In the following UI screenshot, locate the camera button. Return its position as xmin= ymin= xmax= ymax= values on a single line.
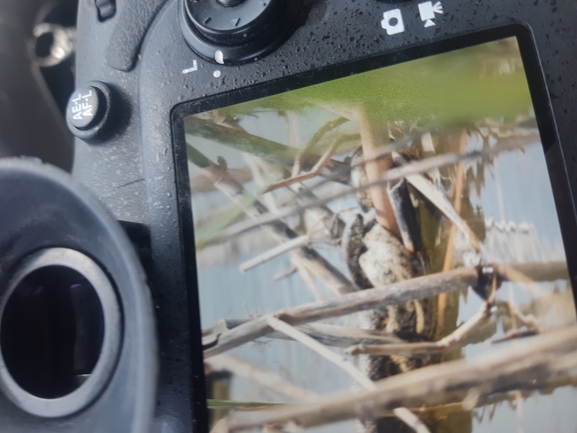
xmin=66 ymin=82 xmax=114 ymax=142
xmin=95 ymin=0 xmax=116 ymax=21
xmin=66 ymin=86 xmax=103 ymax=130
xmin=181 ymin=0 xmax=304 ymax=64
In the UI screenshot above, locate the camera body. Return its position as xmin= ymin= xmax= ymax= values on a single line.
xmin=3 ymin=1 xmax=577 ymax=432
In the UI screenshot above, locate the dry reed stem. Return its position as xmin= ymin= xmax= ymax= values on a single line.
xmin=239 ymin=235 xmax=310 ymax=273
xmin=204 ymin=262 xmax=565 ymax=357
xmin=438 ymin=129 xmax=470 ymax=329
xmin=195 ymin=157 xmax=355 ymax=295
xmin=206 ymin=354 xmax=319 ymax=401
xmin=206 ymin=133 xmax=539 ymax=244
xmin=495 ymin=300 xmax=540 ymax=330
xmin=357 ymin=107 xmax=400 ymax=237
xmin=347 ymin=301 xmax=492 ymax=356
xmin=216 ymin=326 xmax=577 ymax=432
xmin=393 ymin=408 xmax=431 ymax=433
xmin=273 ymin=266 xmax=298 ymax=281
xmin=205 ymin=267 xmax=480 ymax=358
xmin=203 ymin=321 xmax=405 ymax=349
xmin=266 ymin=316 xmax=376 ymax=391
xmin=264 ymin=140 xmax=340 ymax=193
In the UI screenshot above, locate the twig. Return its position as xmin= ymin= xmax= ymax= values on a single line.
xmin=273 ymin=266 xmax=298 ymax=281
xmin=290 ymin=253 xmax=323 ymax=301
xmin=243 ymin=154 xmax=282 ymax=214
xmin=493 ymin=261 xmax=568 ymax=283
xmin=300 ymin=117 xmax=349 ymax=155
xmin=270 ymin=115 xmax=350 ymax=191
xmin=491 ymin=329 xmax=539 ymax=345
xmin=262 ymin=425 xmax=289 ymax=433
xmin=439 ymin=129 xmax=469 ymax=330
xmin=357 ymin=107 xmax=400 ymax=236
xmin=240 ymin=236 xmax=310 ymax=273
xmin=204 ymin=262 xmax=565 ymax=357
xmin=218 ymin=326 xmax=577 ymax=432
xmin=284 ymin=116 xmax=347 ymax=242
xmin=214 ymin=373 xmax=577 ymax=433
xmin=203 ymin=320 xmax=405 ymax=349
xmin=190 ymin=166 xmax=253 ymax=194
xmin=188 ymin=148 xmax=356 ymax=295
xmin=185 ymin=116 xmax=350 ymax=184
xmin=347 ymin=301 xmax=492 ymax=356
xmin=495 ymin=300 xmax=540 ymax=331
xmin=206 ymin=133 xmax=539 ymax=244
xmin=206 ymin=354 xmax=319 ymax=401
xmin=207 ymin=399 xmax=287 ymax=409
xmin=393 ymin=408 xmax=431 ymax=433
xmin=264 ymin=140 xmax=340 ymax=193
xmin=287 ymin=112 xmax=301 ymax=174
xmin=405 ymin=171 xmax=481 ymax=253
xmin=266 ymin=316 xmax=376 ymax=390
xmin=442 ymin=129 xmax=470 ymax=270
xmin=205 ymin=267 xmax=480 ymax=358
xmin=287 ymin=186 xmax=346 ymax=242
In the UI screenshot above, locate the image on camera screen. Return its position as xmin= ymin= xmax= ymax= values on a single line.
xmin=183 ymin=36 xmax=577 ymax=433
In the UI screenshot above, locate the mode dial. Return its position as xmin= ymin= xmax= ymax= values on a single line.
xmin=180 ymin=0 xmax=304 ymax=65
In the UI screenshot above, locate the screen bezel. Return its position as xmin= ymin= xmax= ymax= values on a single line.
xmin=171 ymin=23 xmax=577 ymax=430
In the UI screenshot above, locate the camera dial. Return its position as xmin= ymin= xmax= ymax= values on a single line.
xmin=181 ymin=0 xmax=304 ymax=64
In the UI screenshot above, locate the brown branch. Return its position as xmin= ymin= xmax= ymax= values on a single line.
xmin=439 ymin=129 xmax=469 ymax=329
xmin=220 ymin=372 xmax=577 ymax=433
xmin=205 ymin=267 xmax=480 ymax=358
xmin=203 ymin=320 xmax=405 ymax=349
xmin=276 ymin=116 xmax=350 ymax=190
xmin=240 ymin=236 xmax=310 ymax=273
xmin=347 ymin=301 xmax=492 ymax=356
xmin=266 ymin=316 xmax=376 ymax=390
xmin=290 ymin=253 xmax=323 ymax=301
xmin=191 ymin=152 xmax=355 ymax=296
xmin=357 ymin=107 xmax=400 ymax=236
xmin=491 ymin=329 xmax=539 ymax=345
xmin=185 ymin=116 xmax=350 ymax=184
xmin=405 ymin=171 xmax=481 ymax=253
xmin=204 ymin=262 xmax=565 ymax=357
xmin=263 ymin=139 xmax=340 ymax=193
xmin=492 ymin=261 xmax=568 ymax=283
xmin=289 ymin=115 xmax=350 ymax=180
xmin=393 ymin=408 xmax=431 ymax=433
xmin=190 ymin=166 xmax=254 ymax=194
xmin=442 ymin=129 xmax=470 ymax=270
xmin=206 ymin=133 xmax=539 ymax=244
xmin=272 ymin=266 xmax=298 ymax=282
xmin=218 ymin=326 xmax=577 ymax=432
xmin=206 ymin=354 xmax=319 ymax=402
xmin=495 ymin=300 xmax=541 ymax=331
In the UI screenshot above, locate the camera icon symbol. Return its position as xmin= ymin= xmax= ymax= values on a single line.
xmin=381 ymin=9 xmax=405 ymax=35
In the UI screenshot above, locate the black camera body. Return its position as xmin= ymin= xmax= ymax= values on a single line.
xmin=1 ymin=1 xmax=577 ymax=432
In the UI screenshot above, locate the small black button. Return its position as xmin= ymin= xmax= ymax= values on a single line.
xmin=95 ymin=0 xmax=116 ymax=21
xmin=65 ymin=82 xmax=113 ymax=142
xmin=66 ymin=87 xmax=102 ymax=130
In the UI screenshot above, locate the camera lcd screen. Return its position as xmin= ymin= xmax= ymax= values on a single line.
xmin=182 ymin=35 xmax=577 ymax=432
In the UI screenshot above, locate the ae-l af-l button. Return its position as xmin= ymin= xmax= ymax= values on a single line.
xmin=67 ymin=87 xmax=102 ymax=130
xmin=66 ymin=82 xmax=114 ymax=142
